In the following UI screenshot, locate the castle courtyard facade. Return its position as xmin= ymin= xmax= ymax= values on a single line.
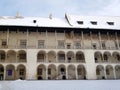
xmin=0 ymin=14 xmax=120 ymax=80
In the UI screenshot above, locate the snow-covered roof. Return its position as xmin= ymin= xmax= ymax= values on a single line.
xmin=0 ymin=14 xmax=120 ymax=30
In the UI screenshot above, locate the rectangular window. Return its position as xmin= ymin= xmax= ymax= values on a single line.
xmin=58 ymin=40 xmax=64 ymax=49
xmin=59 ymin=54 xmax=65 ymax=60
xmin=107 ymin=22 xmax=114 ymax=25
xmin=8 ymin=70 xmax=12 ymax=76
xmin=38 ymin=40 xmax=44 ymax=48
xmin=114 ymin=41 xmax=118 ymax=49
xmin=77 ymin=21 xmax=83 ymax=25
xmin=67 ymin=43 xmax=71 ymax=49
xmin=20 ymin=40 xmax=27 ymax=48
xmin=96 ymin=69 xmax=100 ymax=75
xmin=48 ymin=69 xmax=51 ymax=75
xmin=19 ymin=69 xmax=24 ymax=75
xmin=0 ymin=67 xmax=4 ymax=72
xmin=101 ymin=41 xmax=106 ymax=49
xmin=106 ymin=69 xmax=110 ymax=75
xmin=74 ymin=42 xmax=81 ymax=49
xmin=91 ymin=21 xmax=97 ymax=25
xmin=78 ymin=68 xmax=82 ymax=75
xmin=19 ymin=54 xmax=26 ymax=60
xmin=92 ymin=43 xmax=97 ymax=49
xmin=38 ymin=68 xmax=42 ymax=75
xmin=38 ymin=54 xmax=44 ymax=60
xmin=0 ymin=54 xmax=5 ymax=60
xmin=1 ymin=39 xmax=7 ymax=48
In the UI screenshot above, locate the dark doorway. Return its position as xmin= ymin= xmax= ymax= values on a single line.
xmin=38 ymin=76 xmax=43 ymax=80
xmin=62 ymin=75 xmax=66 ymax=80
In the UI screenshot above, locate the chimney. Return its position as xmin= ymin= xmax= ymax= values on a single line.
xmin=49 ymin=14 xmax=52 ymax=19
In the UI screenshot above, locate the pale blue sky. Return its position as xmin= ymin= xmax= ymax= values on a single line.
xmin=0 ymin=0 xmax=120 ymax=17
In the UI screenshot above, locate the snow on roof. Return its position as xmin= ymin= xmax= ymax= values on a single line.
xmin=66 ymin=14 xmax=120 ymax=30
xmin=0 ymin=14 xmax=120 ymax=30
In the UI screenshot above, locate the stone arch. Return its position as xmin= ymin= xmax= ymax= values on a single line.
xmin=112 ymin=52 xmax=120 ymax=63
xmin=67 ymin=51 xmax=75 ymax=63
xmin=37 ymin=50 xmax=46 ymax=62
xmin=94 ymin=51 xmax=103 ymax=63
xmin=7 ymin=50 xmax=16 ymax=63
xmin=0 ymin=64 xmax=4 ymax=80
xmin=103 ymin=52 xmax=111 ymax=62
xmin=77 ymin=65 xmax=86 ymax=79
xmin=48 ymin=51 xmax=56 ymax=63
xmin=16 ymin=64 xmax=26 ymax=80
xmin=17 ymin=50 xmax=27 ymax=62
xmin=37 ymin=64 xmax=46 ymax=80
xmin=115 ymin=65 xmax=120 ymax=79
xmin=76 ymin=51 xmax=85 ymax=63
xmin=96 ymin=65 xmax=105 ymax=79
xmin=106 ymin=65 xmax=114 ymax=79
xmin=58 ymin=51 xmax=65 ymax=63
xmin=5 ymin=64 xmax=15 ymax=80
xmin=48 ymin=64 xmax=57 ymax=80
xmin=58 ymin=64 xmax=66 ymax=80
xmin=0 ymin=50 xmax=6 ymax=62
xmin=67 ymin=64 xmax=76 ymax=79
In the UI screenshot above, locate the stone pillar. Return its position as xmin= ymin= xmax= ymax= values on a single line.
xmin=104 ymin=66 xmax=107 ymax=79
xmin=76 ymin=66 xmax=78 ymax=80
xmin=84 ymin=50 xmax=96 ymax=79
xmin=113 ymin=67 xmax=116 ymax=79
xmin=46 ymin=66 xmax=48 ymax=80
xmin=4 ymin=67 xmax=6 ymax=80
xmin=26 ymin=49 xmax=37 ymax=80
xmin=66 ymin=65 xmax=68 ymax=79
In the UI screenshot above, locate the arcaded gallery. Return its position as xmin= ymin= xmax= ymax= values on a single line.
xmin=0 ymin=14 xmax=120 ymax=80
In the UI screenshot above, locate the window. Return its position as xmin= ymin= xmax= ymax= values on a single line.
xmin=0 ymin=67 xmax=4 ymax=72
xmin=106 ymin=69 xmax=110 ymax=75
xmin=96 ymin=68 xmax=100 ymax=75
xmin=78 ymin=68 xmax=82 ymax=75
xmin=38 ymin=40 xmax=44 ymax=48
xmin=77 ymin=21 xmax=83 ymax=25
xmin=107 ymin=22 xmax=114 ymax=25
xmin=58 ymin=40 xmax=64 ymax=49
xmin=59 ymin=54 xmax=65 ymax=60
xmin=0 ymin=53 xmax=5 ymax=60
xmin=67 ymin=43 xmax=71 ymax=49
xmin=48 ymin=69 xmax=51 ymax=75
xmin=20 ymin=40 xmax=27 ymax=48
xmin=74 ymin=42 xmax=81 ymax=49
xmin=19 ymin=69 xmax=24 ymax=75
xmin=101 ymin=42 xmax=106 ymax=49
xmin=114 ymin=41 xmax=118 ymax=48
xmin=104 ymin=54 xmax=108 ymax=61
xmin=61 ymin=68 xmax=65 ymax=73
xmin=116 ymin=54 xmax=120 ymax=61
xmin=8 ymin=69 xmax=12 ymax=76
xmin=38 ymin=54 xmax=44 ymax=60
xmin=19 ymin=54 xmax=26 ymax=60
xmin=38 ymin=68 xmax=42 ymax=75
xmin=92 ymin=43 xmax=97 ymax=49
xmin=91 ymin=21 xmax=97 ymax=25
xmin=68 ymin=57 xmax=71 ymax=62
xmin=1 ymin=39 xmax=7 ymax=47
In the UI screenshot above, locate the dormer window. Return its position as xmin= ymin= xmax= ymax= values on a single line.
xmin=77 ymin=21 xmax=83 ymax=25
xmin=91 ymin=21 xmax=97 ymax=25
xmin=107 ymin=22 xmax=114 ymax=25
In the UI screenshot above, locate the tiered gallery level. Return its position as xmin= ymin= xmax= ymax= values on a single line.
xmin=0 ymin=26 xmax=120 ymax=80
